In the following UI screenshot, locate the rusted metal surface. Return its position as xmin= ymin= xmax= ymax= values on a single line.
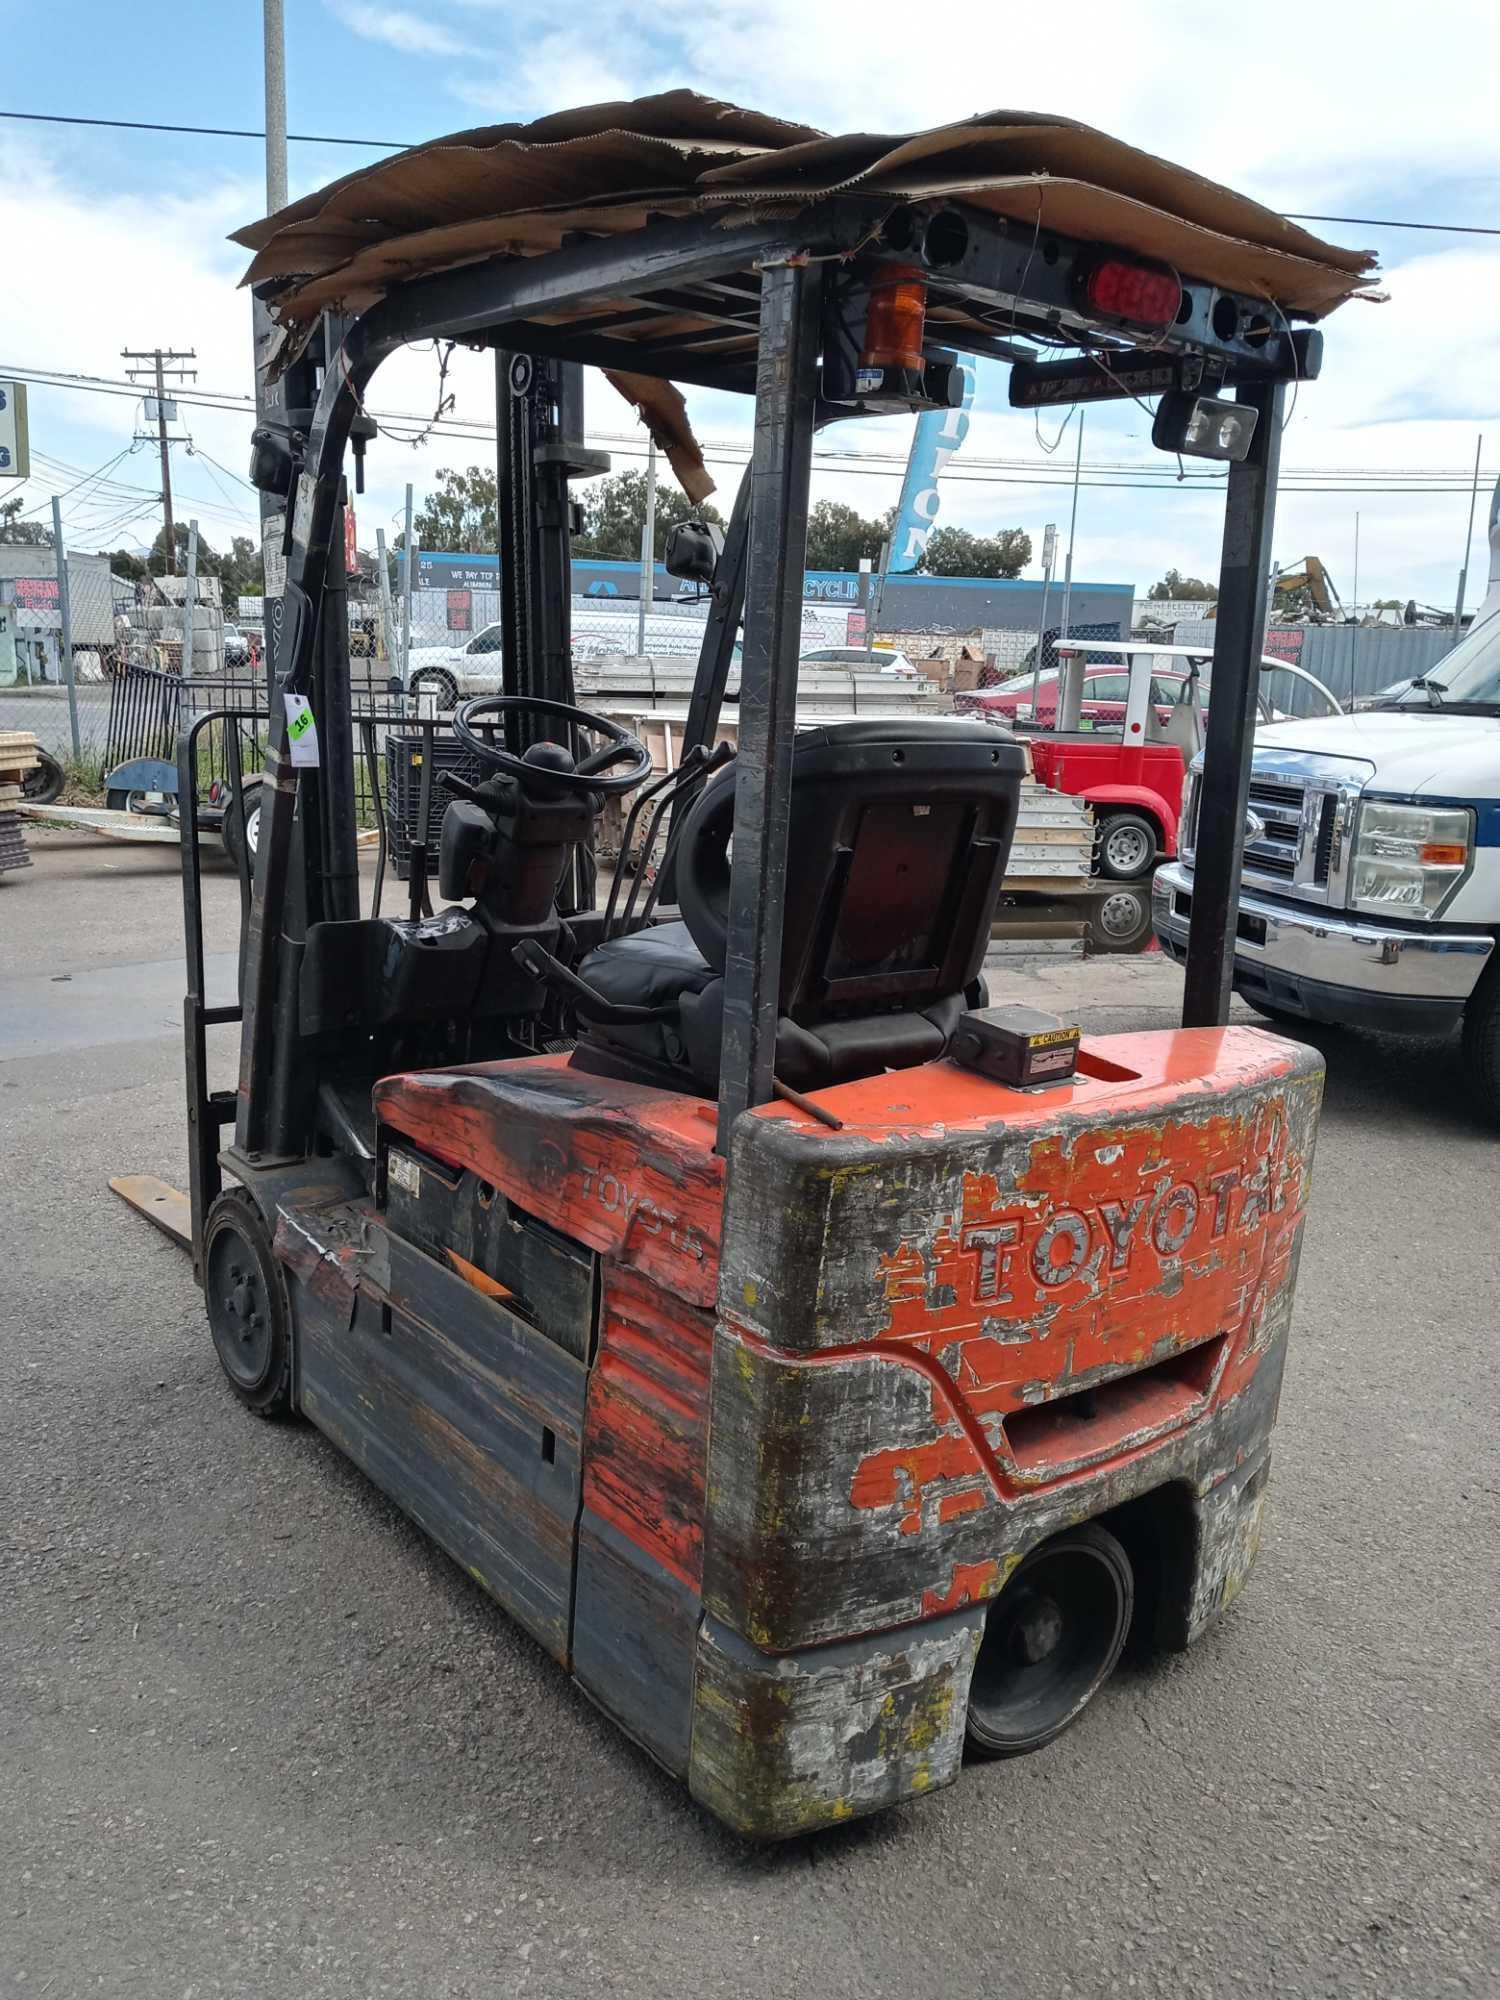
xmin=259 ymin=1023 xmax=1320 ymax=1839
xmin=375 ymin=1056 xmax=723 ymax=1307
xmin=108 ymin=1174 xmax=193 ymax=1252
xmin=278 ymin=1194 xmax=588 ymax=1664
xmin=690 ymin=1607 xmax=984 ymax=1839
xmin=682 ymin=1026 xmax=1322 ymax=1834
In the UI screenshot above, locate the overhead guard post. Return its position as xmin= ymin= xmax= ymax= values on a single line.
xmin=715 ymin=259 xmax=822 ymax=1150
xmin=1182 ymin=380 xmax=1286 ymax=1026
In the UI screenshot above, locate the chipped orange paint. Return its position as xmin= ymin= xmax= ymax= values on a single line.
xmin=812 ymin=1032 xmax=1314 ymax=1533
xmin=377 ymin=1028 xmax=1314 ymax=1641
xmin=582 ymin=1262 xmax=715 ymax=1590
xmin=922 ymin=1559 xmax=1002 ymax=1617
xmin=376 ymin=1054 xmax=724 ymax=1307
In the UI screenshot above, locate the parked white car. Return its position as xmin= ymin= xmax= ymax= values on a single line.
xmin=404 ymin=622 xmax=506 ymax=706
xmin=800 ymin=645 xmax=920 ymax=677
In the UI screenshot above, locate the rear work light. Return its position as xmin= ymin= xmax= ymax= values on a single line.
xmin=1082 ymin=257 xmax=1182 ymax=329
xmin=1152 ymin=390 xmax=1259 ymax=463
xmin=860 ymin=266 xmax=928 ymax=372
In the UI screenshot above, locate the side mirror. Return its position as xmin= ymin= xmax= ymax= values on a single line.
xmin=664 ymin=519 xmax=722 ymax=587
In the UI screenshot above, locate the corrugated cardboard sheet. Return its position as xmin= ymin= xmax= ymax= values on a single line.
xmin=236 ymin=90 xmax=1379 ymax=331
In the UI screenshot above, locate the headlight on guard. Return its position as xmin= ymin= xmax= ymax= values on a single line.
xmin=1349 ymin=801 xmax=1473 ymax=917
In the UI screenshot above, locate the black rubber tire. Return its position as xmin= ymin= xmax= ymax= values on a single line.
xmin=220 ymin=778 xmax=263 ymax=874
xmin=105 ymin=787 xmax=131 ymax=812
xmin=410 ymin=669 xmax=458 ymax=712
xmin=22 ymin=748 xmax=65 ymax=805
xmin=1089 ymin=883 xmax=1153 ymax=955
xmin=203 ymin=1186 xmax=293 ymax=1418
xmin=1460 ymin=962 xmax=1500 ymax=1124
xmin=1096 ymin=810 xmax=1159 ymax=881
xmin=966 ymin=1524 xmax=1133 ymax=1758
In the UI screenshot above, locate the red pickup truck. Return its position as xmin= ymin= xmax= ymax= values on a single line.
xmin=959 ymin=642 xmax=1342 ymax=880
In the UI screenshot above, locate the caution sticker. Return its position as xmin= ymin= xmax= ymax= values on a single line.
xmin=284 ymin=692 xmax=320 ymax=768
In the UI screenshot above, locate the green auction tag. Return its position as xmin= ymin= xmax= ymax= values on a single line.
xmin=284 ymin=692 xmax=320 ymax=767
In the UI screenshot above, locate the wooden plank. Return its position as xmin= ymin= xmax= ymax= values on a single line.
xmin=109 ymin=1174 xmax=193 ymax=1251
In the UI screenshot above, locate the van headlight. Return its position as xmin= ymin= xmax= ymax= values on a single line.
xmin=1348 ymin=801 xmax=1473 ymax=917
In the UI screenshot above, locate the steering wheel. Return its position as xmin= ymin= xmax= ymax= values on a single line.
xmin=451 ymin=695 xmax=653 ymax=798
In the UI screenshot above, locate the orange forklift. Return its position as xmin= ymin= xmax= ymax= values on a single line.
xmin=119 ymin=98 xmax=1371 ymax=1837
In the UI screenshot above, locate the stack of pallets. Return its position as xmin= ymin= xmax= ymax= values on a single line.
xmin=0 ymin=731 xmax=39 ymax=877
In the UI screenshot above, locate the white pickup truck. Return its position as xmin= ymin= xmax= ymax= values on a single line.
xmin=1154 ymin=607 xmax=1500 ymax=1115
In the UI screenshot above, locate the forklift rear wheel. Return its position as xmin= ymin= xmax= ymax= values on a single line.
xmin=1097 ymin=812 xmax=1157 ymax=881
xmin=966 ymin=1524 xmax=1133 ymax=1758
xmin=204 ymin=1187 xmax=293 ymax=1418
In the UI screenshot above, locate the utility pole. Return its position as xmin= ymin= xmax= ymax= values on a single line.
xmin=1056 ymin=410 xmax=1086 ymax=650
xmin=1452 ymin=432 xmax=1484 ymax=652
xmin=122 ymin=347 xmax=197 ymax=570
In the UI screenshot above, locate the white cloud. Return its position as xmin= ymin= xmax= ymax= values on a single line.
xmin=5 ymin=0 xmax=1500 ymax=608
xmin=329 ymin=3 xmax=468 ymax=59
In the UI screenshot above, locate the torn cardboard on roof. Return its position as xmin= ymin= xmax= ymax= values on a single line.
xmin=235 ymin=90 xmax=1379 ymax=337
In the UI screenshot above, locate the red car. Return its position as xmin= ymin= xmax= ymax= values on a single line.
xmin=961 ymin=665 xmax=1190 ymax=729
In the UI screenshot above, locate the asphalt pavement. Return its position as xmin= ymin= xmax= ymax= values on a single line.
xmin=1 ymin=828 xmax=1496 ymax=1999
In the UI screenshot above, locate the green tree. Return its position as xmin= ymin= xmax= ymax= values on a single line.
xmin=1148 ymin=568 xmax=1218 ymax=602
xmin=918 ymin=524 xmax=1031 ymax=579
xmin=574 ymin=468 xmax=725 ymax=561
xmin=414 ymin=465 xmax=498 ymax=553
xmin=132 ymin=525 xmax=260 ymax=608
xmin=803 ymin=500 xmax=892 ymax=572
xmin=0 ymin=495 xmax=52 ymax=546
xmin=100 ymin=547 xmax=148 ymax=584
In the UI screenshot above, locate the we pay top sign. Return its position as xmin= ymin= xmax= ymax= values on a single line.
xmin=0 ymin=382 xmax=29 ymax=478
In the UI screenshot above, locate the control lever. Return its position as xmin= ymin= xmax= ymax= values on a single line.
xmin=511 ymin=940 xmax=675 ymax=1025
xmin=439 ymin=770 xmax=485 ymax=804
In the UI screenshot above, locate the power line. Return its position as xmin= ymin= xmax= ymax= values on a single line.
xmin=0 ymin=109 xmax=406 ymax=149
xmin=1283 ymin=212 xmax=1500 ymax=239
xmin=4 ymin=107 xmax=1500 ymax=238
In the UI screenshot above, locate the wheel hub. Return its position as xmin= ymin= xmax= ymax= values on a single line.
xmin=1009 ymin=1592 xmax=1064 ymax=1665
xmin=207 ymin=1229 xmax=275 ymax=1387
xmin=1099 ymin=891 xmax=1144 ymax=938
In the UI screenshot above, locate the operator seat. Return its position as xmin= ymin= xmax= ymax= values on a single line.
xmin=571 ymin=717 xmax=1027 ymax=1095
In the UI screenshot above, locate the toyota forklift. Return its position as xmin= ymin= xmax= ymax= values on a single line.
xmin=119 ymin=96 xmax=1357 ymax=1839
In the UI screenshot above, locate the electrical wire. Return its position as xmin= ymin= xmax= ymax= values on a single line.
xmin=6 ymin=108 xmax=1500 ymax=239
xmin=0 ymin=109 xmax=408 ymax=148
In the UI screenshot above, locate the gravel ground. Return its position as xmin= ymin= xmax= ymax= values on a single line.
xmin=1 ymin=828 xmax=1496 ymax=1999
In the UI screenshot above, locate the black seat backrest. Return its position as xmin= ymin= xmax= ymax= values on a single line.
xmin=676 ymin=717 xmax=1026 ymax=1026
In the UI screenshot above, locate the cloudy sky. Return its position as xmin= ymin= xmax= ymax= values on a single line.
xmin=3 ymin=0 xmax=1498 ymax=606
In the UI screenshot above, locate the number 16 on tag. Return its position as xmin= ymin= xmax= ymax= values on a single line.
xmin=284 ymin=693 xmax=320 ymax=768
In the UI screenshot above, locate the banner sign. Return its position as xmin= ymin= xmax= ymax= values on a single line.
xmin=888 ymin=355 xmax=977 ymax=574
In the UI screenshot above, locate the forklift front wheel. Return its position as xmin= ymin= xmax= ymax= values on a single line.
xmin=966 ymin=1524 xmax=1133 ymax=1758
xmin=203 ymin=1188 xmax=294 ymax=1419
